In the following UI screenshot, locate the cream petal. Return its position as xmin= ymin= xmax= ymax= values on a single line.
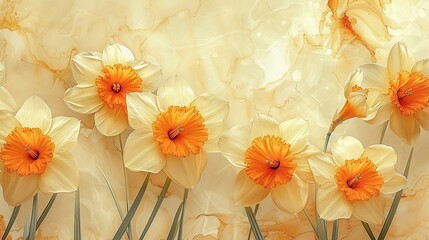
xmin=389 ymin=110 xmax=420 ymax=145
xmin=412 ymin=59 xmax=429 ymax=76
xmin=387 ymin=42 xmax=415 ymax=80
xmin=71 ymin=52 xmax=103 ymax=86
xmin=294 ymin=144 xmax=320 ymax=182
xmin=271 ymin=176 xmax=308 ymax=214
xmin=16 ymin=96 xmax=52 ymax=134
xmin=352 ymin=197 xmax=385 ymax=224
xmin=381 ymin=172 xmax=407 ymax=194
xmin=134 ymin=62 xmax=163 ymax=92
xmin=279 ymin=118 xmax=309 ymax=154
xmin=47 ymin=117 xmax=80 ymax=152
xmin=38 ymin=150 xmax=79 ymax=193
xmin=332 ymin=136 xmax=364 ymax=166
xmin=317 ymin=183 xmax=352 ymax=221
xmin=218 ymin=125 xmax=251 ymax=168
xmin=123 ymin=127 xmax=166 ymax=173
xmin=308 ymin=153 xmax=336 ymax=185
xmin=364 ymin=95 xmax=393 ymax=125
xmin=0 ymin=86 xmax=17 ymax=113
xmin=250 ymin=113 xmax=280 ymax=140
xmin=102 ymin=43 xmax=135 ymax=66
xmin=156 ymin=75 xmax=195 ymax=112
xmin=64 ymin=85 xmax=104 ymax=114
xmin=344 ymin=69 xmax=364 ymax=96
xmin=415 ymin=107 xmax=429 ymax=131
xmin=0 ymin=114 xmax=20 ymax=146
xmin=360 ymin=64 xmax=389 ymax=91
xmin=163 ymin=152 xmax=208 ymax=189
xmin=361 ymin=145 xmax=396 ymax=180
xmin=233 ymin=170 xmax=270 ymax=207
xmin=1 ymin=171 xmax=38 ymax=206
xmin=191 ymin=93 xmax=229 ymax=141
xmin=94 ymin=105 xmax=128 ymax=136
xmin=126 ymin=92 xmax=159 ymax=130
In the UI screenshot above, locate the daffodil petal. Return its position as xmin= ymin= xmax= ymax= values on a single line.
xmin=352 ymin=197 xmax=385 ymax=224
xmin=163 ymin=152 xmax=208 ymax=189
xmin=317 ymin=183 xmax=352 ymax=221
xmin=381 ymin=172 xmax=407 ymax=194
xmin=64 ymin=85 xmax=104 ymax=114
xmin=123 ymin=127 xmax=166 ymax=173
xmin=71 ymin=52 xmax=103 ymax=86
xmin=364 ymin=95 xmax=393 ymax=124
xmin=412 ymin=59 xmax=429 ymax=76
xmin=233 ymin=170 xmax=270 ymax=207
xmin=47 ymin=117 xmax=80 ymax=152
xmin=0 ymin=86 xmax=17 ymax=113
xmin=1 ymin=171 xmax=38 ymax=206
xmin=94 ymin=105 xmax=128 ymax=136
xmin=361 ymin=144 xmax=396 ymax=180
xmin=16 ymin=96 xmax=52 ymax=134
xmin=0 ymin=114 xmax=20 ymax=146
xmin=134 ymin=62 xmax=162 ymax=92
xmin=38 ymin=150 xmax=79 ymax=193
xmin=308 ymin=153 xmax=336 ymax=185
xmin=332 ymin=136 xmax=364 ymax=166
xmin=126 ymin=92 xmax=159 ymax=130
xmin=250 ymin=113 xmax=280 ymax=140
xmin=415 ymin=107 xmax=429 ymax=131
xmin=218 ymin=125 xmax=251 ymax=168
xmin=279 ymin=118 xmax=309 ymax=154
xmin=271 ymin=176 xmax=308 ymax=213
xmin=389 ymin=110 xmax=420 ymax=145
xmin=102 ymin=43 xmax=135 ymax=66
xmin=387 ymin=42 xmax=415 ymax=79
xmin=157 ymin=76 xmax=195 ymax=112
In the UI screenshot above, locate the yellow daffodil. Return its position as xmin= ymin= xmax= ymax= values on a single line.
xmin=0 ymin=88 xmax=80 ymax=206
xmin=308 ymin=136 xmax=406 ymax=224
xmin=360 ymin=42 xmax=429 ymax=144
xmin=64 ymin=43 xmax=162 ymax=136
xmin=123 ymin=76 xmax=229 ymax=188
xmin=219 ymin=114 xmax=318 ymax=213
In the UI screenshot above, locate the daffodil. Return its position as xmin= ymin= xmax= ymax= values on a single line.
xmin=360 ymin=42 xmax=429 ymax=144
xmin=123 ymin=76 xmax=229 ymax=188
xmin=308 ymin=136 xmax=406 ymax=224
xmin=0 ymin=89 xmax=80 ymax=206
xmin=219 ymin=114 xmax=318 ymax=213
xmin=64 ymin=43 xmax=162 ymax=136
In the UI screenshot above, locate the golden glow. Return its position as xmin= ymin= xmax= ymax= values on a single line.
xmin=152 ymin=106 xmax=208 ymax=157
xmin=96 ymin=64 xmax=142 ymax=109
xmin=335 ymin=157 xmax=383 ymax=201
xmin=244 ymin=135 xmax=296 ymax=189
xmin=389 ymin=71 xmax=429 ymax=116
xmin=1 ymin=127 xmax=55 ymax=176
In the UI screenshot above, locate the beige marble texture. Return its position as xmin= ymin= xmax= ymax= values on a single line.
xmin=0 ymin=0 xmax=429 ymax=239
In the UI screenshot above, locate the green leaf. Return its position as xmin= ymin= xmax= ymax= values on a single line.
xmin=36 ymin=193 xmax=57 ymax=230
xmin=244 ymin=207 xmax=264 ymax=240
xmin=2 ymin=205 xmax=21 ymax=240
xmin=113 ymin=173 xmax=151 ymax=240
xmin=361 ymin=221 xmax=376 ymax=240
xmin=139 ymin=177 xmax=172 ymax=240
xmin=166 ymin=202 xmax=183 ymax=240
xmin=177 ymin=189 xmax=188 ymax=240
xmin=118 ymin=135 xmax=133 ymax=240
xmin=74 ymin=189 xmax=81 ymax=240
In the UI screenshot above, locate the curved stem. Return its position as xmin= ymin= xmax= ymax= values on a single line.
xmin=323 ymin=132 xmax=332 ymax=153
xmin=379 ymin=121 xmax=389 ymax=144
xmin=2 ymin=205 xmax=21 ymax=240
xmin=177 ymin=189 xmax=188 ymax=240
xmin=119 ymin=134 xmax=133 ymax=240
xmin=361 ymin=221 xmax=376 ymax=240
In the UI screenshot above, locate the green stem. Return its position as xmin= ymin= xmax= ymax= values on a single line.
xmin=177 ymin=189 xmax=188 ymax=240
xmin=139 ymin=177 xmax=172 ymax=239
xmin=361 ymin=221 xmax=376 ymax=240
xmin=379 ymin=121 xmax=389 ymax=144
xmin=28 ymin=194 xmax=38 ymax=240
xmin=119 ymin=134 xmax=133 ymax=240
xmin=36 ymin=193 xmax=57 ymax=230
xmin=74 ymin=189 xmax=81 ymax=240
xmin=332 ymin=220 xmax=339 ymax=240
xmin=244 ymin=207 xmax=264 ymax=240
xmin=323 ymin=132 xmax=332 ymax=152
xmin=247 ymin=204 xmax=260 ymax=240
xmin=303 ymin=208 xmax=317 ymax=233
xmin=166 ymin=203 xmax=184 ymax=240
xmin=2 ymin=205 xmax=21 ymax=240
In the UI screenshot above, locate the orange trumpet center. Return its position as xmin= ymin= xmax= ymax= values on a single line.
xmin=96 ymin=64 xmax=143 ymax=110
xmin=244 ymin=135 xmax=296 ymax=189
xmin=389 ymin=71 xmax=429 ymax=116
xmin=1 ymin=127 xmax=55 ymax=176
xmin=152 ymin=106 xmax=208 ymax=158
xmin=335 ymin=157 xmax=383 ymax=201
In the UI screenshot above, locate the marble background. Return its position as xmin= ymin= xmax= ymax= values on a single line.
xmin=0 ymin=0 xmax=428 ymax=239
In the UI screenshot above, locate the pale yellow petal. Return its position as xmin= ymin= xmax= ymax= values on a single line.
xmin=344 ymin=69 xmax=363 ymax=97
xmin=390 ymin=110 xmax=420 ymax=145
xmin=308 ymin=153 xmax=336 ymax=185
xmin=271 ymin=176 xmax=308 ymax=214
xmin=412 ymin=59 xmax=429 ymax=76
xmin=134 ymin=62 xmax=163 ymax=93
xmin=317 ymin=183 xmax=352 ymax=221
xmin=294 ymin=144 xmax=320 ymax=182
xmin=219 ymin=125 xmax=250 ymax=168
xmin=250 ymin=113 xmax=280 ymax=140
xmin=38 ymin=150 xmax=79 ymax=193
xmin=16 ymin=96 xmax=52 ymax=134
xmin=102 ymin=43 xmax=135 ymax=66
xmin=0 ymin=114 xmax=20 ymax=146
xmin=1 ymin=171 xmax=38 ymax=206
xmin=126 ymin=92 xmax=159 ymax=130
xmin=71 ymin=52 xmax=103 ymax=86
xmin=352 ymin=197 xmax=385 ymax=225
xmin=47 ymin=117 xmax=80 ymax=152
xmin=157 ymin=75 xmax=195 ymax=112
xmin=64 ymin=85 xmax=104 ymax=114
xmin=361 ymin=144 xmax=396 ymax=180
xmin=233 ymin=170 xmax=270 ymax=207
xmin=387 ymin=42 xmax=415 ymax=80
xmin=0 ymin=86 xmax=17 ymax=113
xmin=163 ymin=152 xmax=208 ymax=189
xmin=124 ymin=127 xmax=166 ymax=173
xmin=94 ymin=105 xmax=128 ymax=136
xmin=381 ymin=172 xmax=407 ymax=194
xmin=415 ymin=107 xmax=429 ymax=131
xmin=332 ymin=136 xmax=364 ymax=166
xmin=364 ymin=95 xmax=393 ymax=125
xmin=279 ymin=118 xmax=309 ymax=154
